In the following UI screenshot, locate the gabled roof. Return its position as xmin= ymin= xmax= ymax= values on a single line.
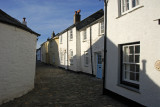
xmin=0 ymin=9 xmax=40 ymax=36
xmin=76 ymin=9 xmax=104 ymax=30
xmin=57 ymin=9 xmax=104 ymax=35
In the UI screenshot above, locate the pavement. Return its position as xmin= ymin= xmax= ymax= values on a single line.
xmin=0 ymin=62 xmax=128 ymax=107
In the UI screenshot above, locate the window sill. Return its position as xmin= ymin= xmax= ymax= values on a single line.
xmin=84 ymin=65 xmax=88 ymax=67
xmin=83 ymin=39 xmax=87 ymax=42
xmin=117 ymin=84 xmax=140 ymax=93
xmin=69 ymin=39 xmax=73 ymax=41
xmin=116 ymin=5 xmax=144 ymax=19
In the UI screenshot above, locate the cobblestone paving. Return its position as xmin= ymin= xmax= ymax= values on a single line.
xmin=1 ymin=62 xmax=128 ymax=107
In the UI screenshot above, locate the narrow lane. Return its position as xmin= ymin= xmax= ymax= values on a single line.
xmin=1 ymin=62 xmax=127 ymax=107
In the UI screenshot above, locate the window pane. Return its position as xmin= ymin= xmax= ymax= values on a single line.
xmin=135 ymin=55 xmax=139 ymax=63
xmin=126 ymin=0 xmax=129 ymax=10
xmin=132 ymin=0 xmax=136 ymax=7
xmin=125 ymin=71 xmax=130 ymax=80
xmin=136 ymin=73 xmax=139 ymax=81
xmin=130 ymin=72 xmax=135 ymax=80
xmin=129 ymin=55 xmax=134 ymax=62
xmin=130 ymin=64 xmax=135 ymax=72
xmin=129 ymin=46 xmax=134 ymax=54
xmin=136 ymin=65 xmax=139 ymax=72
xmin=135 ymin=45 xmax=140 ymax=53
xmin=124 ymin=64 xmax=130 ymax=71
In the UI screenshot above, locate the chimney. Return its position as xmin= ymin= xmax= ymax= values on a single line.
xmin=74 ymin=10 xmax=81 ymax=24
xmin=51 ymin=31 xmax=55 ymax=38
xmin=22 ymin=17 xmax=27 ymax=26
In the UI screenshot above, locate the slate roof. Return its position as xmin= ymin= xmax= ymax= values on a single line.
xmin=76 ymin=9 xmax=104 ymax=30
xmin=0 ymin=9 xmax=40 ymax=36
xmin=57 ymin=9 xmax=104 ymax=36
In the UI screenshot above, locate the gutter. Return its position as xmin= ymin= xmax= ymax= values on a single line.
xmin=103 ymin=0 xmax=108 ymax=94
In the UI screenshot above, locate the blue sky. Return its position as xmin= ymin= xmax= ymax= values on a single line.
xmin=0 ymin=0 xmax=104 ymax=48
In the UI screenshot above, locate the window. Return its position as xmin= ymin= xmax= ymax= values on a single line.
xmin=70 ymin=30 xmax=73 ymax=40
xmin=60 ymin=35 xmax=62 ymax=43
xmin=83 ymin=29 xmax=87 ymax=41
xmin=84 ymin=51 xmax=89 ymax=66
xmin=60 ymin=51 xmax=63 ymax=63
xmin=120 ymin=42 xmax=140 ymax=89
xmin=100 ymin=21 xmax=104 ymax=34
xmin=121 ymin=0 xmax=139 ymax=13
xmin=70 ymin=50 xmax=73 ymax=65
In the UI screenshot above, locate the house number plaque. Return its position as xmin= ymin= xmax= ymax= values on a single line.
xmin=155 ymin=60 xmax=160 ymax=71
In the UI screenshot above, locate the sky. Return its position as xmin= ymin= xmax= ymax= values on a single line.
xmin=0 ymin=0 xmax=104 ymax=49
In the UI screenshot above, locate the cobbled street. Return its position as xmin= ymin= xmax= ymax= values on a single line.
xmin=1 ymin=62 xmax=128 ymax=107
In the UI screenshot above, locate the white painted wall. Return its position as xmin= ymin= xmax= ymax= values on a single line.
xmin=105 ymin=0 xmax=160 ymax=106
xmin=0 ymin=23 xmax=37 ymax=105
xmin=80 ymin=18 xmax=104 ymax=75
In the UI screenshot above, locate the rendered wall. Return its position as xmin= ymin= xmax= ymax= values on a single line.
xmin=105 ymin=0 xmax=160 ymax=106
xmin=0 ymin=23 xmax=37 ymax=104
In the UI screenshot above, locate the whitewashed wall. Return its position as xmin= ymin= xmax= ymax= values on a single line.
xmin=59 ymin=32 xmax=68 ymax=68
xmin=80 ymin=18 xmax=104 ymax=75
xmin=105 ymin=0 xmax=160 ymax=106
xmin=0 ymin=23 xmax=37 ymax=105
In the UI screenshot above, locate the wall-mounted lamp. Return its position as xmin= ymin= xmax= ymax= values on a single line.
xmin=153 ymin=18 xmax=160 ymax=25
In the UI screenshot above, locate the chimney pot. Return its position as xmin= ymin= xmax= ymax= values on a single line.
xmin=22 ymin=17 xmax=27 ymax=26
xmin=74 ymin=10 xmax=81 ymax=24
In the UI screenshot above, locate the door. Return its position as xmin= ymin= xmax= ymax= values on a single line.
xmin=64 ymin=52 xmax=67 ymax=69
xmin=96 ymin=53 xmax=102 ymax=79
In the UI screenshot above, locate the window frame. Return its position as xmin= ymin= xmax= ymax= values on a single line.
xmin=120 ymin=0 xmax=140 ymax=14
xmin=84 ymin=51 xmax=89 ymax=66
xmin=100 ymin=21 xmax=104 ymax=35
xmin=120 ymin=42 xmax=140 ymax=89
xmin=70 ymin=29 xmax=73 ymax=41
xmin=70 ymin=49 xmax=73 ymax=65
xmin=83 ymin=29 xmax=87 ymax=41
xmin=60 ymin=35 xmax=62 ymax=44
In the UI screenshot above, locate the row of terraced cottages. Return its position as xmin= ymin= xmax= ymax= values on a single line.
xmin=40 ymin=9 xmax=105 ymax=79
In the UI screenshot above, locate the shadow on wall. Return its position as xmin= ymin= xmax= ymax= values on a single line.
xmin=106 ymin=37 xmax=160 ymax=106
xmin=48 ymin=38 xmax=60 ymax=67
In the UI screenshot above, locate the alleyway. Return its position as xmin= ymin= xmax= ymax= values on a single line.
xmin=1 ymin=62 xmax=127 ymax=107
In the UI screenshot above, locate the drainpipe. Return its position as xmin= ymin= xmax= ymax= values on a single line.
xmin=90 ymin=26 xmax=94 ymax=75
xmin=67 ymin=30 xmax=69 ymax=69
xmin=103 ymin=0 xmax=108 ymax=94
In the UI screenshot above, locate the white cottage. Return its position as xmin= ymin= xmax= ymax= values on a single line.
xmin=77 ymin=9 xmax=104 ymax=78
xmin=103 ymin=0 xmax=160 ymax=106
xmin=0 ymin=9 xmax=40 ymax=104
xmin=59 ymin=10 xmax=81 ymax=71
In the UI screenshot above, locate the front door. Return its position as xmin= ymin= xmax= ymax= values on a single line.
xmin=96 ymin=53 xmax=102 ymax=79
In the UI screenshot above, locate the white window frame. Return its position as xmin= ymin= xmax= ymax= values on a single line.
xmin=70 ymin=29 xmax=73 ymax=41
xmin=100 ymin=21 xmax=104 ymax=35
xmin=83 ymin=29 xmax=87 ymax=41
xmin=120 ymin=42 xmax=140 ymax=89
xmin=84 ymin=51 xmax=89 ymax=66
xmin=70 ymin=49 xmax=73 ymax=65
xmin=120 ymin=0 xmax=139 ymax=14
xmin=60 ymin=35 xmax=62 ymax=44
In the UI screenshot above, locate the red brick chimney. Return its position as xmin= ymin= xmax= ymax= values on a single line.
xmin=74 ymin=10 xmax=81 ymax=24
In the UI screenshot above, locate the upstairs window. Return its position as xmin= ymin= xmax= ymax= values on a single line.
xmin=100 ymin=21 xmax=104 ymax=34
xmin=83 ymin=29 xmax=87 ymax=41
xmin=60 ymin=35 xmax=62 ymax=44
xmin=70 ymin=29 xmax=73 ymax=40
xmin=121 ymin=0 xmax=139 ymax=13
xmin=120 ymin=42 xmax=140 ymax=89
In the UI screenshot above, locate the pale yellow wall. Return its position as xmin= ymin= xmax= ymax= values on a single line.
xmin=48 ymin=37 xmax=60 ymax=66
